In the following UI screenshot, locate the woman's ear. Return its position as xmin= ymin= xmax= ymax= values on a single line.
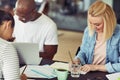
xmin=6 ymin=21 xmax=12 ymax=29
xmin=0 ymin=21 xmax=8 ymax=31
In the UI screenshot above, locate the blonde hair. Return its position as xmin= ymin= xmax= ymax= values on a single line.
xmin=88 ymin=1 xmax=116 ymax=41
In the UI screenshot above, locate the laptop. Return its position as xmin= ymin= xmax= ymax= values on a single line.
xmin=12 ymin=42 xmax=42 ymax=65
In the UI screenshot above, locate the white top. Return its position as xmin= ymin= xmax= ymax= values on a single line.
xmin=13 ymin=14 xmax=58 ymax=52
xmin=92 ymin=40 xmax=106 ymax=65
xmin=0 ymin=38 xmax=20 ymax=80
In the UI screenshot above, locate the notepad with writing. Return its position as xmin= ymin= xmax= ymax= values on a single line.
xmin=20 ymin=65 xmax=57 ymax=79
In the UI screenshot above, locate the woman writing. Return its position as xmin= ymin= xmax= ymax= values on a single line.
xmin=73 ymin=1 xmax=120 ymax=73
xmin=0 ymin=10 xmax=26 ymax=80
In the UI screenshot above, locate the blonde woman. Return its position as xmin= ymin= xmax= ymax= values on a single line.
xmin=73 ymin=1 xmax=120 ymax=73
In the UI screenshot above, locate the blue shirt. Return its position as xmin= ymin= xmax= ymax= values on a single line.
xmin=76 ymin=24 xmax=120 ymax=73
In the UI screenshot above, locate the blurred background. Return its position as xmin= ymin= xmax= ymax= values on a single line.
xmin=0 ymin=0 xmax=120 ymax=62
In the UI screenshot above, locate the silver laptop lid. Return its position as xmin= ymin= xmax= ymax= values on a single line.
xmin=12 ymin=42 xmax=42 ymax=65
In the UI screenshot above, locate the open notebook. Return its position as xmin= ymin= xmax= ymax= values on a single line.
xmin=12 ymin=42 xmax=42 ymax=65
xmin=20 ymin=65 xmax=57 ymax=79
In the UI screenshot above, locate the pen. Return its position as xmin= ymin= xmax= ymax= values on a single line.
xmin=31 ymin=69 xmax=50 ymax=78
xmin=22 ymin=65 xmax=27 ymax=74
xmin=68 ymin=50 xmax=74 ymax=63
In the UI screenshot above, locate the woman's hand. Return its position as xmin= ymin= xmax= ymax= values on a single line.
xmin=80 ymin=64 xmax=107 ymax=73
xmin=20 ymin=74 xmax=27 ymax=80
xmin=80 ymin=64 xmax=98 ymax=72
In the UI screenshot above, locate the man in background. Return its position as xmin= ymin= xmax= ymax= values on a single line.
xmin=13 ymin=0 xmax=58 ymax=60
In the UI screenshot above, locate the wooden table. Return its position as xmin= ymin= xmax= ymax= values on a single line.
xmin=26 ymin=59 xmax=109 ymax=80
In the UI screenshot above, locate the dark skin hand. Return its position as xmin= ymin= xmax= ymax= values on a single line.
xmin=40 ymin=45 xmax=58 ymax=60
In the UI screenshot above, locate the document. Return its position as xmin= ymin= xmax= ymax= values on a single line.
xmin=50 ymin=62 xmax=87 ymax=75
xmin=106 ymin=72 xmax=120 ymax=80
xmin=20 ymin=65 xmax=57 ymax=79
xmin=50 ymin=62 xmax=69 ymax=71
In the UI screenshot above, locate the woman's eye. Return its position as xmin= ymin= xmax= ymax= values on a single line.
xmin=95 ymin=24 xmax=100 ymax=26
xmin=94 ymin=23 xmax=101 ymax=26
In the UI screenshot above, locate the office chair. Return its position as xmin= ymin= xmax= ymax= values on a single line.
xmin=75 ymin=46 xmax=80 ymax=55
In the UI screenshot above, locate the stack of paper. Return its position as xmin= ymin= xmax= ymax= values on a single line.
xmin=20 ymin=65 xmax=57 ymax=79
xmin=106 ymin=72 xmax=120 ymax=80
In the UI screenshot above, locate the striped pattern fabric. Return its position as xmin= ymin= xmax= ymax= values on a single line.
xmin=0 ymin=38 xmax=20 ymax=80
